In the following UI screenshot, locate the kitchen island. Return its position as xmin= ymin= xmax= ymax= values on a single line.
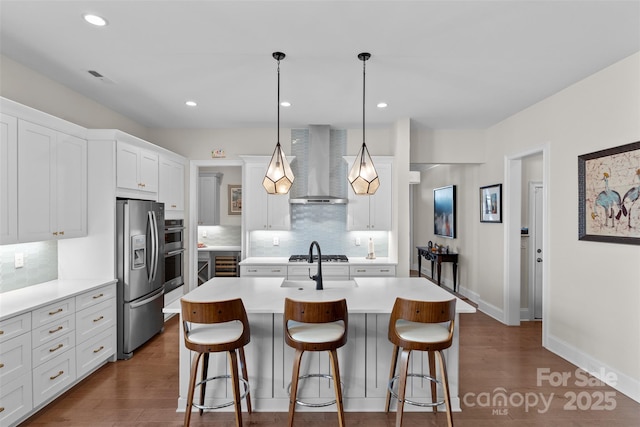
xmin=163 ymin=276 xmax=475 ymax=413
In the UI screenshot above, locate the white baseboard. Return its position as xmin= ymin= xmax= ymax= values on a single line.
xmin=546 ymin=333 xmax=640 ymax=404
xmin=477 ymin=298 xmax=504 ymax=323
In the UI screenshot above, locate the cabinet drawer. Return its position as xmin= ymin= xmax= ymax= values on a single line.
xmin=76 ymin=329 xmax=114 ymax=379
xmin=32 ymin=351 xmax=76 ymax=408
xmin=349 ymin=266 xmax=396 ymax=277
xmin=0 ymin=374 xmax=33 ymax=427
xmin=75 ymin=284 xmax=116 ymax=311
xmin=32 ymin=298 xmax=75 ymax=329
xmin=287 ymin=264 xmax=350 ymax=280
xmin=0 ymin=313 xmax=31 ymax=344
xmin=76 ymin=299 xmax=115 ymax=343
xmin=32 ymin=314 xmax=75 ymax=348
xmin=240 ymin=266 xmax=287 ymax=277
xmin=0 ymin=332 xmax=31 ymax=385
xmin=32 ymin=331 xmax=75 ymax=369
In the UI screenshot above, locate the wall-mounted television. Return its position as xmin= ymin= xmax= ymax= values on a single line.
xmin=434 ymin=185 xmax=456 ymax=238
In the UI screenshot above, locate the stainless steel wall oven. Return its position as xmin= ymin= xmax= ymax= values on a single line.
xmin=164 ymin=219 xmax=185 ymax=293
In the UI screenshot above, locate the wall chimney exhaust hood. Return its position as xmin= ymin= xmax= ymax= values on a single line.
xmin=289 ymin=125 xmax=347 ymax=205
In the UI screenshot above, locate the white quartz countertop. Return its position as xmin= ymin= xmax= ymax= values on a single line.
xmin=239 ymin=256 xmax=397 ymax=265
xmin=164 ymin=276 xmax=475 ymax=315
xmin=0 ymin=278 xmax=117 ymax=321
xmin=197 ymin=246 xmax=241 ymax=252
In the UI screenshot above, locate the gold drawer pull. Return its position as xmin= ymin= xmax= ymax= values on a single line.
xmin=50 ymin=370 xmax=64 ymax=380
xmin=49 ymin=326 xmax=63 ymax=334
xmin=0 ymin=407 xmax=4 ymax=413
xmin=93 ymin=316 xmax=104 ymax=323
xmin=0 ymin=330 xmax=4 ymax=335
xmin=92 ymin=293 xmax=104 ymax=299
xmin=52 ymin=231 xmax=58 ymax=236
xmin=59 ymin=231 xmax=65 ymax=236
xmin=49 ymin=308 xmax=63 ymax=315
xmin=49 ymin=343 xmax=64 ymax=353
xmin=93 ymin=346 xmax=104 ymax=354
xmin=0 ymin=363 xmax=4 ymax=369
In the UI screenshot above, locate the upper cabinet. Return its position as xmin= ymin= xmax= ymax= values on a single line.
xmin=116 ymin=142 xmax=158 ymax=198
xmin=242 ymin=157 xmax=291 ymax=231
xmin=159 ymin=156 xmax=185 ymax=213
xmin=345 ymin=156 xmax=392 ymax=231
xmin=198 ymin=173 xmax=221 ymax=225
xmin=17 ymin=120 xmax=87 ymax=243
xmin=0 ymin=113 xmax=18 ymax=244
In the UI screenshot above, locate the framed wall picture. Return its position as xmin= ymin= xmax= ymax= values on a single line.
xmin=480 ymin=184 xmax=502 ymax=223
xmin=578 ymin=141 xmax=640 ymax=245
xmin=433 ymin=185 xmax=456 ymax=238
xmin=228 ymin=185 xmax=242 ymax=215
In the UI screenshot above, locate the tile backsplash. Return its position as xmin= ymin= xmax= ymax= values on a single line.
xmin=198 ymin=225 xmax=241 ymax=247
xmin=0 ymin=241 xmax=58 ymax=293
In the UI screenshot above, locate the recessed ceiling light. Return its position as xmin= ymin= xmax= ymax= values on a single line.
xmin=185 ymin=100 xmax=197 ymax=107
xmin=377 ymin=102 xmax=388 ymax=108
xmin=280 ymin=101 xmax=291 ymax=107
xmin=83 ymin=14 xmax=108 ymax=27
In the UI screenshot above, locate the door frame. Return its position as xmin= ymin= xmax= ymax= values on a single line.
xmin=504 ymin=144 xmax=550 ymax=345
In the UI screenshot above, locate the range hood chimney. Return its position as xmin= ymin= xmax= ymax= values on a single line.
xmin=289 ymin=125 xmax=347 ymax=204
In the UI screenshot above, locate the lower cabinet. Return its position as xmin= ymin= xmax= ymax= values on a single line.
xmin=240 ymin=265 xmax=287 ymax=277
xmin=0 ymin=282 xmax=116 ymax=426
xmin=350 ymin=265 xmax=396 ymax=277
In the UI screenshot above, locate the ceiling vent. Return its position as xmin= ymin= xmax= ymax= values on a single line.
xmin=88 ymin=70 xmax=115 ymax=84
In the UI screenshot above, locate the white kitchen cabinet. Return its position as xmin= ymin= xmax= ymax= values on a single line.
xmin=17 ymin=120 xmax=87 ymax=243
xmin=116 ymin=141 xmax=158 ymax=196
xmin=243 ymin=158 xmax=291 ymax=230
xmin=349 ymin=265 xmax=396 ymax=277
xmin=0 ymin=113 xmax=18 ymax=244
xmin=240 ymin=265 xmax=287 ymax=277
xmin=159 ymin=155 xmax=185 ymax=212
xmin=0 ymin=374 xmax=32 ymax=427
xmin=345 ymin=157 xmax=392 ymax=231
xmin=198 ymin=172 xmax=221 ymax=225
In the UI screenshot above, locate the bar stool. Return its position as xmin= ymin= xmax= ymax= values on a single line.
xmin=385 ymin=297 xmax=456 ymax=427
xmin=283 ymin=297 xmax=348 ymax=427
xmin=181 ymin=298 xmax=252 ymax=427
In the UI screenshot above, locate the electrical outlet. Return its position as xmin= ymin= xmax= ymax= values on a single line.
xmin=355 ymin=237 xmax=361 ymax=246
xmin=273 ymin=237 xmax=279 ymax=246
xmin=202 ymin=230 xmax=207 ymax=238
xmin=15 ymin=252 xmax=24 ymax=268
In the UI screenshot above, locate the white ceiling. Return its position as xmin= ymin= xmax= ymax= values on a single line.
xmin=1 ymin=1 xmax=639 ymax=130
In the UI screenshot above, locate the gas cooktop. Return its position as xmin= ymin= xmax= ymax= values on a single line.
xmin=289 ymin=255 xmax=349 ymax=263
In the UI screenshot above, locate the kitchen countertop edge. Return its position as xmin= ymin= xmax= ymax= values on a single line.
xmin=0 ymin=278 xmax=117 ymax=321
xmin=239 ymin=256 xmax=397 ymax=265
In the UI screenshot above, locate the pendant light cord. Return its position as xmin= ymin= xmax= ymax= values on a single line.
xmin=362 ymin=56 xmax=366 ymax=147
xmin=277 ymin=57 xmax=281 ymax=145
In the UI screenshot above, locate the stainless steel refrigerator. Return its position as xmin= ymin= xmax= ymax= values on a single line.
xmin=116 ymin=199 xmax=165 ymax=359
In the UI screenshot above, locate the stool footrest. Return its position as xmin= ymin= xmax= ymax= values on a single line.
xmin=288 ymin=373 xmax=344 ymax=408
xmin=388 ymin=373 xmax=445 ymax=408
xmin=192 ymin=375 xmax=250 ymax=411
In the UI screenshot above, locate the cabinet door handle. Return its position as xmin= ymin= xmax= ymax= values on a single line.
xmin=93 ymin=315 xmax=104 ymax=323
xmin=380 ymin=269 xmax=389 ymax=272
xmin=356 ymin=269 xmax=365 ymax=273
xmin=49 ymin=343 xmax=64 ymax=353
xmin=93 ymin=346 xmax=105 ymax=354
xmin=59 ymin=231 xmax=65 ymax=236
xmin=50 ymin=370 xmax=64 ymax=380
xmin=52 ymin=231 xmax=58 ymax=236
xmin=0 ymin=407 xmax=4 ymax=413
xmin=0 ymin=330 xmax=4 ymax=335
xmin=92 ymin=293 xmax=104 ymax=299
xmin=49 ymin=308 xmax=63 ymax=315
xmin=0 ymin=363 xmax=4 ymax=369
xmin=49 ymin=325 xmax=63 ymax=334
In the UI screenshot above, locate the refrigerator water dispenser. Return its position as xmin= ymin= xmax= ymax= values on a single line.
xmin=131 ymin=235 xmax=146 ymax=269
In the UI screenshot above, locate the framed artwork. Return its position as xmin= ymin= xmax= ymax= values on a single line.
xmin=480 ymin=184 xmax=502 ymax=223
xmin=228 ymin=185 xmax=242 ymax=215
xmin=434 ymin=185 xmax=456 ymax=238
xmin=578 ymin=141 xmax=640 ymax=245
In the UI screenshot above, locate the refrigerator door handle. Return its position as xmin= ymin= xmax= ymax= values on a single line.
xmin=148 ymin=210 xmax=158 ymax=282
xmin=129 ymin=287 xmax=164 ymax=309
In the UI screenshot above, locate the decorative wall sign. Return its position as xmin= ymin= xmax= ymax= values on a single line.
xmin=578 ymin=141 xmax=640 ymax=245
xmin=434 ymin=185 xmax=456 ymax=238
xmin=480 ymin=184 xmax=502 ymax=223
xmin=228 ymin=185 xmax=242 ymax=215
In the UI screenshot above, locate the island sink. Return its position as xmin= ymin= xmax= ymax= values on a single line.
xmin=280 ymin=280 xmax=358 ymax=289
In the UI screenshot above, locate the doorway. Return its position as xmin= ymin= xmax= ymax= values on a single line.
xmin=504 ymin=145 xmax=549 ymax=345
xmin=529 ymin=181 xmax=543 ymax=320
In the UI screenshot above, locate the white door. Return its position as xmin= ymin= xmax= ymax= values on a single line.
xmin=532 ymin=184 xmax=543 ymax=319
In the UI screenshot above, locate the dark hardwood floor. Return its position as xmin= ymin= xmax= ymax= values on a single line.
xmin=21 ymin=282 xmax=639 ymax=426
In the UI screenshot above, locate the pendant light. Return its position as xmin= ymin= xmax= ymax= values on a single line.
xmin=263 ymin=52 xmax=295 ymax=194
xmin=348 ymin=52 xmax=379 ymax=195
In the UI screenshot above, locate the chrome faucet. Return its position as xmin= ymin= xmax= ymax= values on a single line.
xmin=308 ymin=240 xmax=323 ymax=290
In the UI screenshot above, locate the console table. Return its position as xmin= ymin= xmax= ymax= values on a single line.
xmin=417 ymin=246 xmax=459 ymax=292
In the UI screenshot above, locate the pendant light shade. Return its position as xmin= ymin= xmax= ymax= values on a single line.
xmin=264 ymin=52 xmax=294 ymax=194
xmin=349 ymin=52 xmax=379 ymax=195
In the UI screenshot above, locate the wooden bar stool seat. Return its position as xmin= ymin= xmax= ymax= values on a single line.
xmin=385 ymin=297 xmax=456 ymax=427
xmin=284 ymin=297 xmax=348 ymax=427
xmin=181 ymin=298 xmax=252 ymax=427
